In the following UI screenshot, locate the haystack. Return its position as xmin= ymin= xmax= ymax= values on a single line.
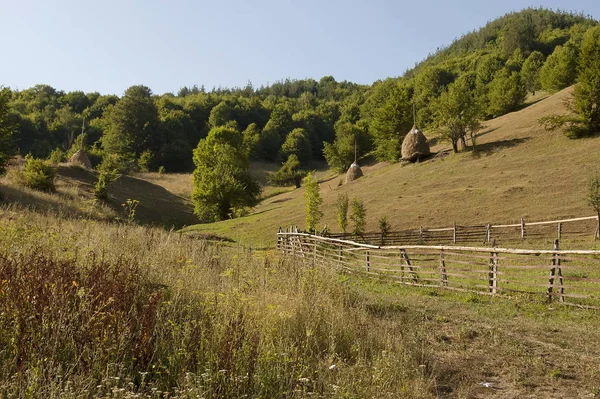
xmin=345 ymin=162 xmax=363 ymax=183
xmin=69 ymin=149 xmax=92 ymax=169
xmin=401 ymin=125 xmax=430 ymax=162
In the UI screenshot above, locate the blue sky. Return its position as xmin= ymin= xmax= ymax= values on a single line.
xmin=1 ymin=0 xmax=599 ymax=96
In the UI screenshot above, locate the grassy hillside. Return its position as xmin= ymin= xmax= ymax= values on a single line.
xmin=186 ymin=87 xmax=600 ymax=247
xmin=0 ymin=164 xmax=198 ymax=229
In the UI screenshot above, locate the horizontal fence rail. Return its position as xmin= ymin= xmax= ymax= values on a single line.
xmin=324 ymin=215 xmax=600 ymax=246
xmin=277 ymin=230 xmax=600 ymax=309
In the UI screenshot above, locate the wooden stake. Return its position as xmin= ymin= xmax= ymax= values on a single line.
xmin=520 ymin=218 xmax=526 ymax=239
xmin=365 ymin=251 xmax=371 ymax=272
xmin=453 ymin=223 xmax=457 ymax=244
xmin=400 ymin=249 xmax=418 ymax=283
xmin=489 ymin=239 xmax=498 ymax=294
xmin=557 ymin=222 xmax=562 ymax=240
xmin=439 ymin=250 xmax=448 ymax=287
xmin=547 ymin=239 xmax=564 ymax=302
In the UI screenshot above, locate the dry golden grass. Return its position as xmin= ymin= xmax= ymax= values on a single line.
xmin=2 ymin=206 xmax=600 ymax=398
xmin=134 ymin=172 xmax=193 ymax=199
xmin=187 ymin=87 xmax=600 ymax=247
xmin=1 ymin=164 xmax=198 ymax=229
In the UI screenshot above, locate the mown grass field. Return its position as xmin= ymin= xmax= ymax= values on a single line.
xmin=186 ymin=87 xmax=600 ymax=248
xmin=1 ymin=206 xmax=600 ymax=398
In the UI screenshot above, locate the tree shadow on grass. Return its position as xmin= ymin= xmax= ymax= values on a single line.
xmin=2 ymin=166 xmax=200 ymax=230
xmin=472 ymin=137 xmax=530 ymax=157
xmin=0 ymin=184 xmax=95 ymax=220
xmin=108 ymin=175 xmax=198 ymax=230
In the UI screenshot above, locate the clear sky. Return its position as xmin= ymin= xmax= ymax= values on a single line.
xmin=1 ymin=0 xmax=599 ymax=96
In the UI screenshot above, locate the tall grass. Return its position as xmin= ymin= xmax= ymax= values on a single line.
xmin=0 ymin=206 xmax=440 ymax=398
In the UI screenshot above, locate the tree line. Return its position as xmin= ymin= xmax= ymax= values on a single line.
xmin=1 ymin=8 xmax=599 ymax=223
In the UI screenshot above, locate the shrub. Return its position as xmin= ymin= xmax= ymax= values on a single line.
xmin=378 ymin=215 xmax=391 ymax=244
xmin=138 ymin=149 xmax=154 ymax=172
xmin=303 ymin=172 xmax=323 ymax=232
xmin=47 ymin=148 xmax=66 ymax=164
xmin=95 ymin=168 xmax=120 ymax=200
xmin=268 ymin=154 xmax=306 ymax=188
xmin=336 ymin=192 xmax=349 ymax=233
xmin=350 ymin=196 xmax=366 ymax=236
xmin=20 ymin=154 xmax=56 ymax=192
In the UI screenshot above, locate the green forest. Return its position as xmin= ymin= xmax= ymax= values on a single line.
xmin=2 ymin=7 xmax=600 ymax=222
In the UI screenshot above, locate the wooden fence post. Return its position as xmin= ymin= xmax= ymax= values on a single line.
xmin=557 ymin=222 xmax=562 ymax=240
xmin=365 ymin=250 xmax=371 ymax=272
xmin=399 ymin=249 xmax=405 ymax=282
xmin=484 ymin=224 xmax=491 ymax=245
xmin=419 ymin=226 xmax=424 ymax=242
xmin=453 ymin=223 xmax=457 ymax=244
xmin=313 ymin=237 xmax=317 ymax=266
xmin=547 ymin=239 xmax=565 ymax=302
xmin=521 ymin=218 xmax=526 ymax=239
xmin=596 ymin=215 xmax=600 ymax=240
xmin=400 ymin=249 xmax=418 ymax=283
xmin=439 ymin=249 xmax=448 ymax=287
xmin=488 ymin=239 xmax=498 ymax=294
xmin=277 ymin=227 xmax=282 ymax=251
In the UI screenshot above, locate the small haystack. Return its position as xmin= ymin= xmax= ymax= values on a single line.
xmin=69 ymin=150 xmax=92 ymax=169
xmin=345 ymin=162 xmax=363 ymax=183
xmin=401 ymin=125 xmax=431 ymax=162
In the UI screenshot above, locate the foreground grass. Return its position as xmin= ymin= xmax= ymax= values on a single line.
xmin=0 ymin=206 xmax=439 ymax=398
xmin=1 ymin=207 xmax=600 ymax=397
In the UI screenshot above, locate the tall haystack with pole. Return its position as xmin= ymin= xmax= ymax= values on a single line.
xmin=401 ymin=104 xmax=431 ymax=162
xmin=345 ymin=141 xmax=363 ymax=184
xmin=68 ymin=117 xmax=92 ymax=169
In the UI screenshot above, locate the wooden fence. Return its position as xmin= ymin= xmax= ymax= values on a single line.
xmin=277 ymin=230 xmax=600 ymax=309
xmin=325 ymin=215 xmax=600 ymax=246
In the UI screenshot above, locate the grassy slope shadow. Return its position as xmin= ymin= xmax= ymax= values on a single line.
xmin=108 ymin=174 xmax=198 ymax=229
xmin=1 ymin=165 xmax=198 ymax=230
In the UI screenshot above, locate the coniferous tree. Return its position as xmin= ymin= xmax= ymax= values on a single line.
xmin=303 ymin=172 xmax=323 ymax=232
xmin=336 ymin=193 xmax=349 ymax=233
xmin=268 ymin=154 xmax=306 ymax=188
xmin=281 ymin=128 xmax=312 ymax=165
xmin=350 ymin=197 xmax=366 ymax=236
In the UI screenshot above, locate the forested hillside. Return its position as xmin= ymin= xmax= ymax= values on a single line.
xmin=2 ymin=7 xmax=598 ymax=222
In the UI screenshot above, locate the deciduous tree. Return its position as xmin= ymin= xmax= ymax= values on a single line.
xmin=192 ymin=126 xmax=260 ymax=221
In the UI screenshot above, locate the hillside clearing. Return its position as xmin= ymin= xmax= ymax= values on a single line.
xmin=186 ymin=87 xmax=600 ymax=248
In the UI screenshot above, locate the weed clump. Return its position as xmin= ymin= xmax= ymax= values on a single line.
xmin=16 ymin=154 xmax=57 ymax=192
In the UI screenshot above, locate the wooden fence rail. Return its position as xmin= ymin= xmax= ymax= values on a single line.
xmin=324 ymin=215 xmax=600 ymax=246
xmin=277 ymin=229 xmax=600 ymax=309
